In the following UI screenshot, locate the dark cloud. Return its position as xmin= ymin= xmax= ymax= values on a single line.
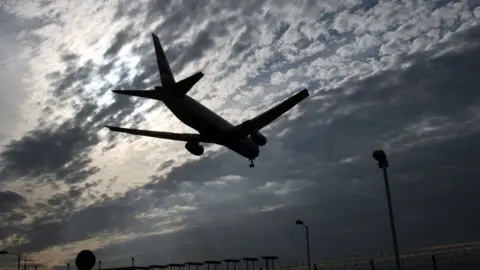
xmin=0 ymin=122 xmax=99 ymax=184
xmin=60 ymin=53 xmax=80 ymax=62
xmin=49 ymin=59 xmax=97 ymax=99
xmin=0 ymin=190 xmax=26 ymax=212
xmin=103 ymin=24 xmax=136 ymax=58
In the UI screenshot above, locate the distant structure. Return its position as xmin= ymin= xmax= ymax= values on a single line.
xmin=184 ymin=262 xmax=203 ymax=270
xmin=202 ymin=261 xmax=221 ymax=270
xmin=241 ymin=258 xmax=258 ymax=270
xmin=167 ymin=264 xmax=185 ymax=270
xmin=148 ymin=265 xmax=168 ymax=270
xmin=261 ymin=256 xmax=278 ymax=270
xmin=222 ymin=259 xmax=240 ymax=270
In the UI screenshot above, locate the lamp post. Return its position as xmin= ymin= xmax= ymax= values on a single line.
xmin=0 ymin=250 xmax=21 ymax=270
xmin=372 ymin=150 xmax=401 ymax=270
xmin=295 ymin=219 xmax=311 ymax=270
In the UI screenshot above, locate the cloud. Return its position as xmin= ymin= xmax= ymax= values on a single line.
xmin=1 ymin=1 xmax=480 ymax=269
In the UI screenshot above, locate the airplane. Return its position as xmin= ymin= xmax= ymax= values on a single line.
xmin=105 ymin=33 xmax=310 ymax=168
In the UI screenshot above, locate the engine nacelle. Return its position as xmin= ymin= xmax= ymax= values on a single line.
xmin=250 ymin=131 xmax=267 ymax=146
xmin=185 ymin=142 xmax=204 ymax=156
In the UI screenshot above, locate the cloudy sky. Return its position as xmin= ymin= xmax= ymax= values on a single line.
xmin=1 ymin=0 xmax=480 ymax=269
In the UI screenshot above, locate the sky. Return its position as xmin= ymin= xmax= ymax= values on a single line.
xmin=1 ymin=0 xmax=480 ymax=269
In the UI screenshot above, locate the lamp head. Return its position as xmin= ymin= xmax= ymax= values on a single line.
xmin=372 ymin=150 xmax=387 ymax=161
xmin=372 ymin=150 xmax=388 ymax=168
xmin=0 ymin=251 xmax=8 ymax=255
xmin=295 ymin=219 xmax=304 ymax=225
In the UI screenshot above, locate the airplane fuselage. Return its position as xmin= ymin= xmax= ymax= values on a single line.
xmin=162 ymin=94 xmax=260 ymax=160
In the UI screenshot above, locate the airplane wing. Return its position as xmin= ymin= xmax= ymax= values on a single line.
xmin=111 ymin=90 xmax=158 ymax=99
xmin=232 ymin=89 xmax=309 ymax=137
xmin=105 ymin=125 xmax=208 ymax=142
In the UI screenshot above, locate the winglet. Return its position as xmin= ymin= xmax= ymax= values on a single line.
xmin=300 ymin=88 xmax=309 ymax=97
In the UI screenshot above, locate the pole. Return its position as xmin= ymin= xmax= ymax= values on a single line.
xmin=382 ymin=166 xmax=401 ymax=270
xmin=305 ymin=226 xmax=311 ymax=270
xmin=17 ymin=255 xmax=20 ymax=270
xmin=431 ymin=255 xmax=437 ymax=270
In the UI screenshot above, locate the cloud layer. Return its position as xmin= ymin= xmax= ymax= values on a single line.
xmin=1 ymin=0 xmax=480 ymax=269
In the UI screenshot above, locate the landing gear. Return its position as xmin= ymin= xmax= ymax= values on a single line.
xmin=249 ymin=159 xmax=255 ymax=168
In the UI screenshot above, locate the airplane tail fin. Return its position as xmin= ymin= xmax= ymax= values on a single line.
xmin=151 ymin=33 xmax=203 ymax=97
xmin=152 ymin=33 xmax=176 ymax=86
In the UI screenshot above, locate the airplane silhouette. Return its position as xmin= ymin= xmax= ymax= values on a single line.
xmin=105 ymin=33 xmax=309 ymax=168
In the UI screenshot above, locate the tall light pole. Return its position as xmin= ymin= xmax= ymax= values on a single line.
xmin=372 ymin=150 xmax=401 ymax=270
xmin=0 ymin=250 xmax=21 ymax=270
xmin=295 ymin=219 xmax=311 ymax=270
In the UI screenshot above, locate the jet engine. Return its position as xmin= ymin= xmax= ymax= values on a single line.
xmin=185 ymin=142 xmax=204 ymax=156
xmin=250 ymin=131 xmax=267 ymax=146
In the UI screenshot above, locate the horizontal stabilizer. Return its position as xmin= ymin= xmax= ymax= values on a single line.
xmin=171 ymin=71 xmax=204 ymax=97
xmin=111 ymin=90 xmax=158 ymax=99
xmin=233 ymin=89 xmax=309 ymax=136
xmin=105 ymin=125 xmax=207 ymax=142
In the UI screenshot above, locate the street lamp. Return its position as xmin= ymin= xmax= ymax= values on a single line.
xmin=0 ymin=250 xmax=21 ymax=270
xmin=372 ymin=150 xmax=401 ymax=270
xmin=295 ymin=219 xmax=311 ymax=270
